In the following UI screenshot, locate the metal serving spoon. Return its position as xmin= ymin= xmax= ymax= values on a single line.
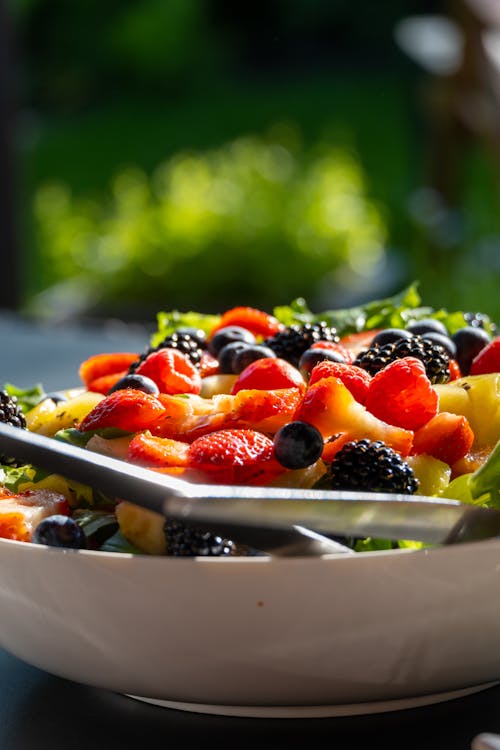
xmin=1 ymin=422 xmax=500 ymax=555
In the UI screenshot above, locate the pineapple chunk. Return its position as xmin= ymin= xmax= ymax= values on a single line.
xmin=115 ymin=501 xmax=166 ymax=555
xmin=26 ymin=391 xmax=104 ymax=436
xmin=435 ymin=373 xmax=500 ymax=448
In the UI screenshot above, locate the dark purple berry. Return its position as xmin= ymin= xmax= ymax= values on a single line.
xmin=421 ymin=331 xmax=456 ymax=358
xmin=406 ymin=318 xmax=449 ymax=337
xmin=371 ymin=328 xmax=413 ymax=346
xmin=233 ymin=345 xmax=276 ymax=374
xmin=273 ymin=421 xmax=324 ymax=469
xmin=208 ymin=326 xmax=256 ymax=357
xmin=217 ymin=341 xmax=249 ymax=374
xmin=451 ymin=327 xmax=491 ymax=375
xmin=299 ymin=347 xmax=346 ymax=376
xmin=32 ymin=515 xmax=87 ymax=549
xmin=107 ymin=374 xmax=160 ymax=396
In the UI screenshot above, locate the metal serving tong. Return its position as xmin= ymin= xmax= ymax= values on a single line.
xmin=1 ymin=422 xmax=500 ymax=556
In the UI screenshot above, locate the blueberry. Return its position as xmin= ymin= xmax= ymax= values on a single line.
xmin=370 ymin=328 xmax=413 ymax=346
xmin=406 ymin=318 xmax=449 ymax=336
xmin=208 ymin=326 xmax=256 ymax=357
xmin=420 ymin=331 xmax=457 ymax=358
xmin=233 ymin=345 xmax=276 ymax=374
xmin=451 ymin=327 xmax=492 ymax=375
xmin=273 ymin=421 xmax=324 ymax=469
xmin=217 ymin=341 xmax=249 ymax=374
xmin=32 ymin=515 xmax=87 ymax=549
xmin=299 ymin=347 xmax=346 ymax=376
xmin=107 ymin=373 xmax=160 ymax=396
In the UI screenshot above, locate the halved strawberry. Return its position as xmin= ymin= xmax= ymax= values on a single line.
xmin=309 ymin=361 xmax=371 ymax=403
xmin=412 ymin=412 xmax=474 ymax=466
xmin=208 ymin=306 xmax=284 ymax=340
xmin=187 ymin=428 xmax=286 ymax=485
xmin=364 ymin=357 xmax=438 ymax=431
xmin=231 ymin=357 xmax=305 ymax=394
xmin=127 ymin=432 xmax=190 ymax=468
xmin=470 ymin=337 xmax=500 ymax=375
xmin=78 ymin=389 xmax=166 ymax=433
xmin=135 ymin=348 xmax=202 ymax=395
xmin=79 ymin=352 xmax=139 ymax=389
xmin=294 ymin=376 xmax=413 ymax=455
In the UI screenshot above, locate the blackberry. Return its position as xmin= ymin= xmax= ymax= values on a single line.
xmin=321 ymin=439 xmax=419 ymax=494
xmin=164 ymin=519 xmax=237 ymax=557
xmin=354 ymin=334 xmax=450 ymax=384
xmin=263 ymin=322 xmax=339 ymax=367
xmin=0 ymin=390 xmax=27 ymax=466
xmin=128 ymin=331 xmax=205 ymax=373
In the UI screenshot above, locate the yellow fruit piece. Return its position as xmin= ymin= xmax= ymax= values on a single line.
xmin=269 ymin=459 xmax=327 ymax=488
xmin=435 ymin=373 xmax=500 ymax=448
xmin=26 ymin=391 xmax=104 ymax=436
xmin=115 ymin=501 xmax=166 ymax=555
xmin=406 ymin=454 xmax=451 ymax=497
xmin=200 ymin=374 xmax=238 ymax=398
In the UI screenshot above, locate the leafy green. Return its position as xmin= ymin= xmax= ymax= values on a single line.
xmin=3 ymin=383 xmax=46 ymax=413
xmin=99 ymin=530 xmax=145 ymax=554
xmin=0 ymin=464 xmax=50 ymax=493
xmin=442 ymin=439 xmax=500 ymax=508
xmin=152 ymin=309 xmax=221 ymax=347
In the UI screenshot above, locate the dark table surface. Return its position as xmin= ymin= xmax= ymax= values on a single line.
xmin=1 ymin=311 xmax=500 ymax=750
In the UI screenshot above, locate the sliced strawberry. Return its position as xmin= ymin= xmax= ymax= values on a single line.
xmin=294 ymin=376 xmax=413 ymax=455
xmin=79 ymin=352 xmax=139 ymax=389
xmin=231 ymin=357 xmax=305 ymax=394
xmin=135 ymin=348 xmax=202 ymax=395
xmin=364 ymin=357 xmax=438 ymax=431
xmin=86 ymin=370 xmax=128 ymax=395
xmin=338 ymin=329 xmax=382 ymax=356
xmin=199 ymin=351 xmax=220 ymax=378
xmin=127 ymin=432 xmax=189 ymax=467
xmin=208 ymin=306 xmax=284 ymax=340
xmin=308 ymin=361 xmax=371 ymax=403
xmin=470 ymin=337 xmax=500 ymax=375
xmin=448 ymin=358 xmax=462 ymax=381
xmin=78 ymin=389 xmax=166 ymax=433
xmin=412 ymin=412 xmax=474 ymax=466
xmin=187 ymin=428 xmax=285 ymax=485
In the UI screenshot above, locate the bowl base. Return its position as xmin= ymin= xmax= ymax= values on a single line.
xmin=125 ymin=682 xmax=499 ymax=718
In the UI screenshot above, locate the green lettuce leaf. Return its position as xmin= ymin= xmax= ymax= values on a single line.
xmin=3 ymin=383 xmax=46 ymax=413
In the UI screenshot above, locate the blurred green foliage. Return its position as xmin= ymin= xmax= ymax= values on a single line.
xmin=29 ymin=128 xmax=387 ymax=319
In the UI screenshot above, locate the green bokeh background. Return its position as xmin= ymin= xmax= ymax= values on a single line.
xmin=7 ymin=0 xmax=500 ymax=322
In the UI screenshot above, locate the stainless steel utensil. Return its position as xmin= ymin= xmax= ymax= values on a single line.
xmin=1 ymin=422 xmax=500 ymax=553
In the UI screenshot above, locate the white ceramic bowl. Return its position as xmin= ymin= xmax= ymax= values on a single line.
xmin=1 ymin=535 xmax=500 ymax=717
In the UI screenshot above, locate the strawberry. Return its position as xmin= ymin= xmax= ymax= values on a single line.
xmin=412 ymin=412 xmax=474 ymax=466
xmin=127 ymin=432 xmax=189 ymax=468
xmin=448 ymin=358 xmax=462 ymax=381
xmin=79 ymin=352 xmax=139 ymax=390
xmin=78 ymin=389 xmax=166 ymax=433
xmin=338 ymin=329 xmax=382 ymax=357
xmin=208 ymin=306 xmax=284 ymax=340
xmin=0 ymin=488 xmax=69 ymax=542
xmin=231 ymin=357 xmax=305 ymax=394
xmin=135 ymin=348 xmax=202 ymax=395
xmin=187 ymin=428 xmax=285 ymax=485
xmin=85 ymin=371 xmax=128 ymax=395
xmin=470 ymin=337 xmax=500 ymax=375
xmin=199 ymin=351 xmax=220 ymax=378
xmin=294 ymin=375 xmax=413 ymax=455
xmin=364 ymin=357 xmax=438 ymax=431
xmin=308 ymin=361 xmax=371 ymax=403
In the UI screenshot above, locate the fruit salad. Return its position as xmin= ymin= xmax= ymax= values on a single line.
xmin=1 ymin=282 xmax=500 ymax=556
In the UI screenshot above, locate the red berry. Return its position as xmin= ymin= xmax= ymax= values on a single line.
xmin=78 ymin=390 xmax=166 ymax=433
xmin=412 ymin=412 xmax=474 ymax=466
xmin=135 ymin=348 xmax=202 ymax=395
xmin=308 ymin=361 xmax=371 ymax=403
xmin=231 ymin=357 xmax=305 ymax=395
xmin=79 ymin=352 xmax=139 ymax=390
xmin=470 ymin=337 xmax=500 ymax=375
xmin=187 ymin=428 xmax=285 ymax=485
xmin=128 ymin=432 xmax=189 ymax=468
xmin=209 ymin=307 xmax=284 ymax=340
xmin=364 ymin=357 xmax=438 ymax=431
